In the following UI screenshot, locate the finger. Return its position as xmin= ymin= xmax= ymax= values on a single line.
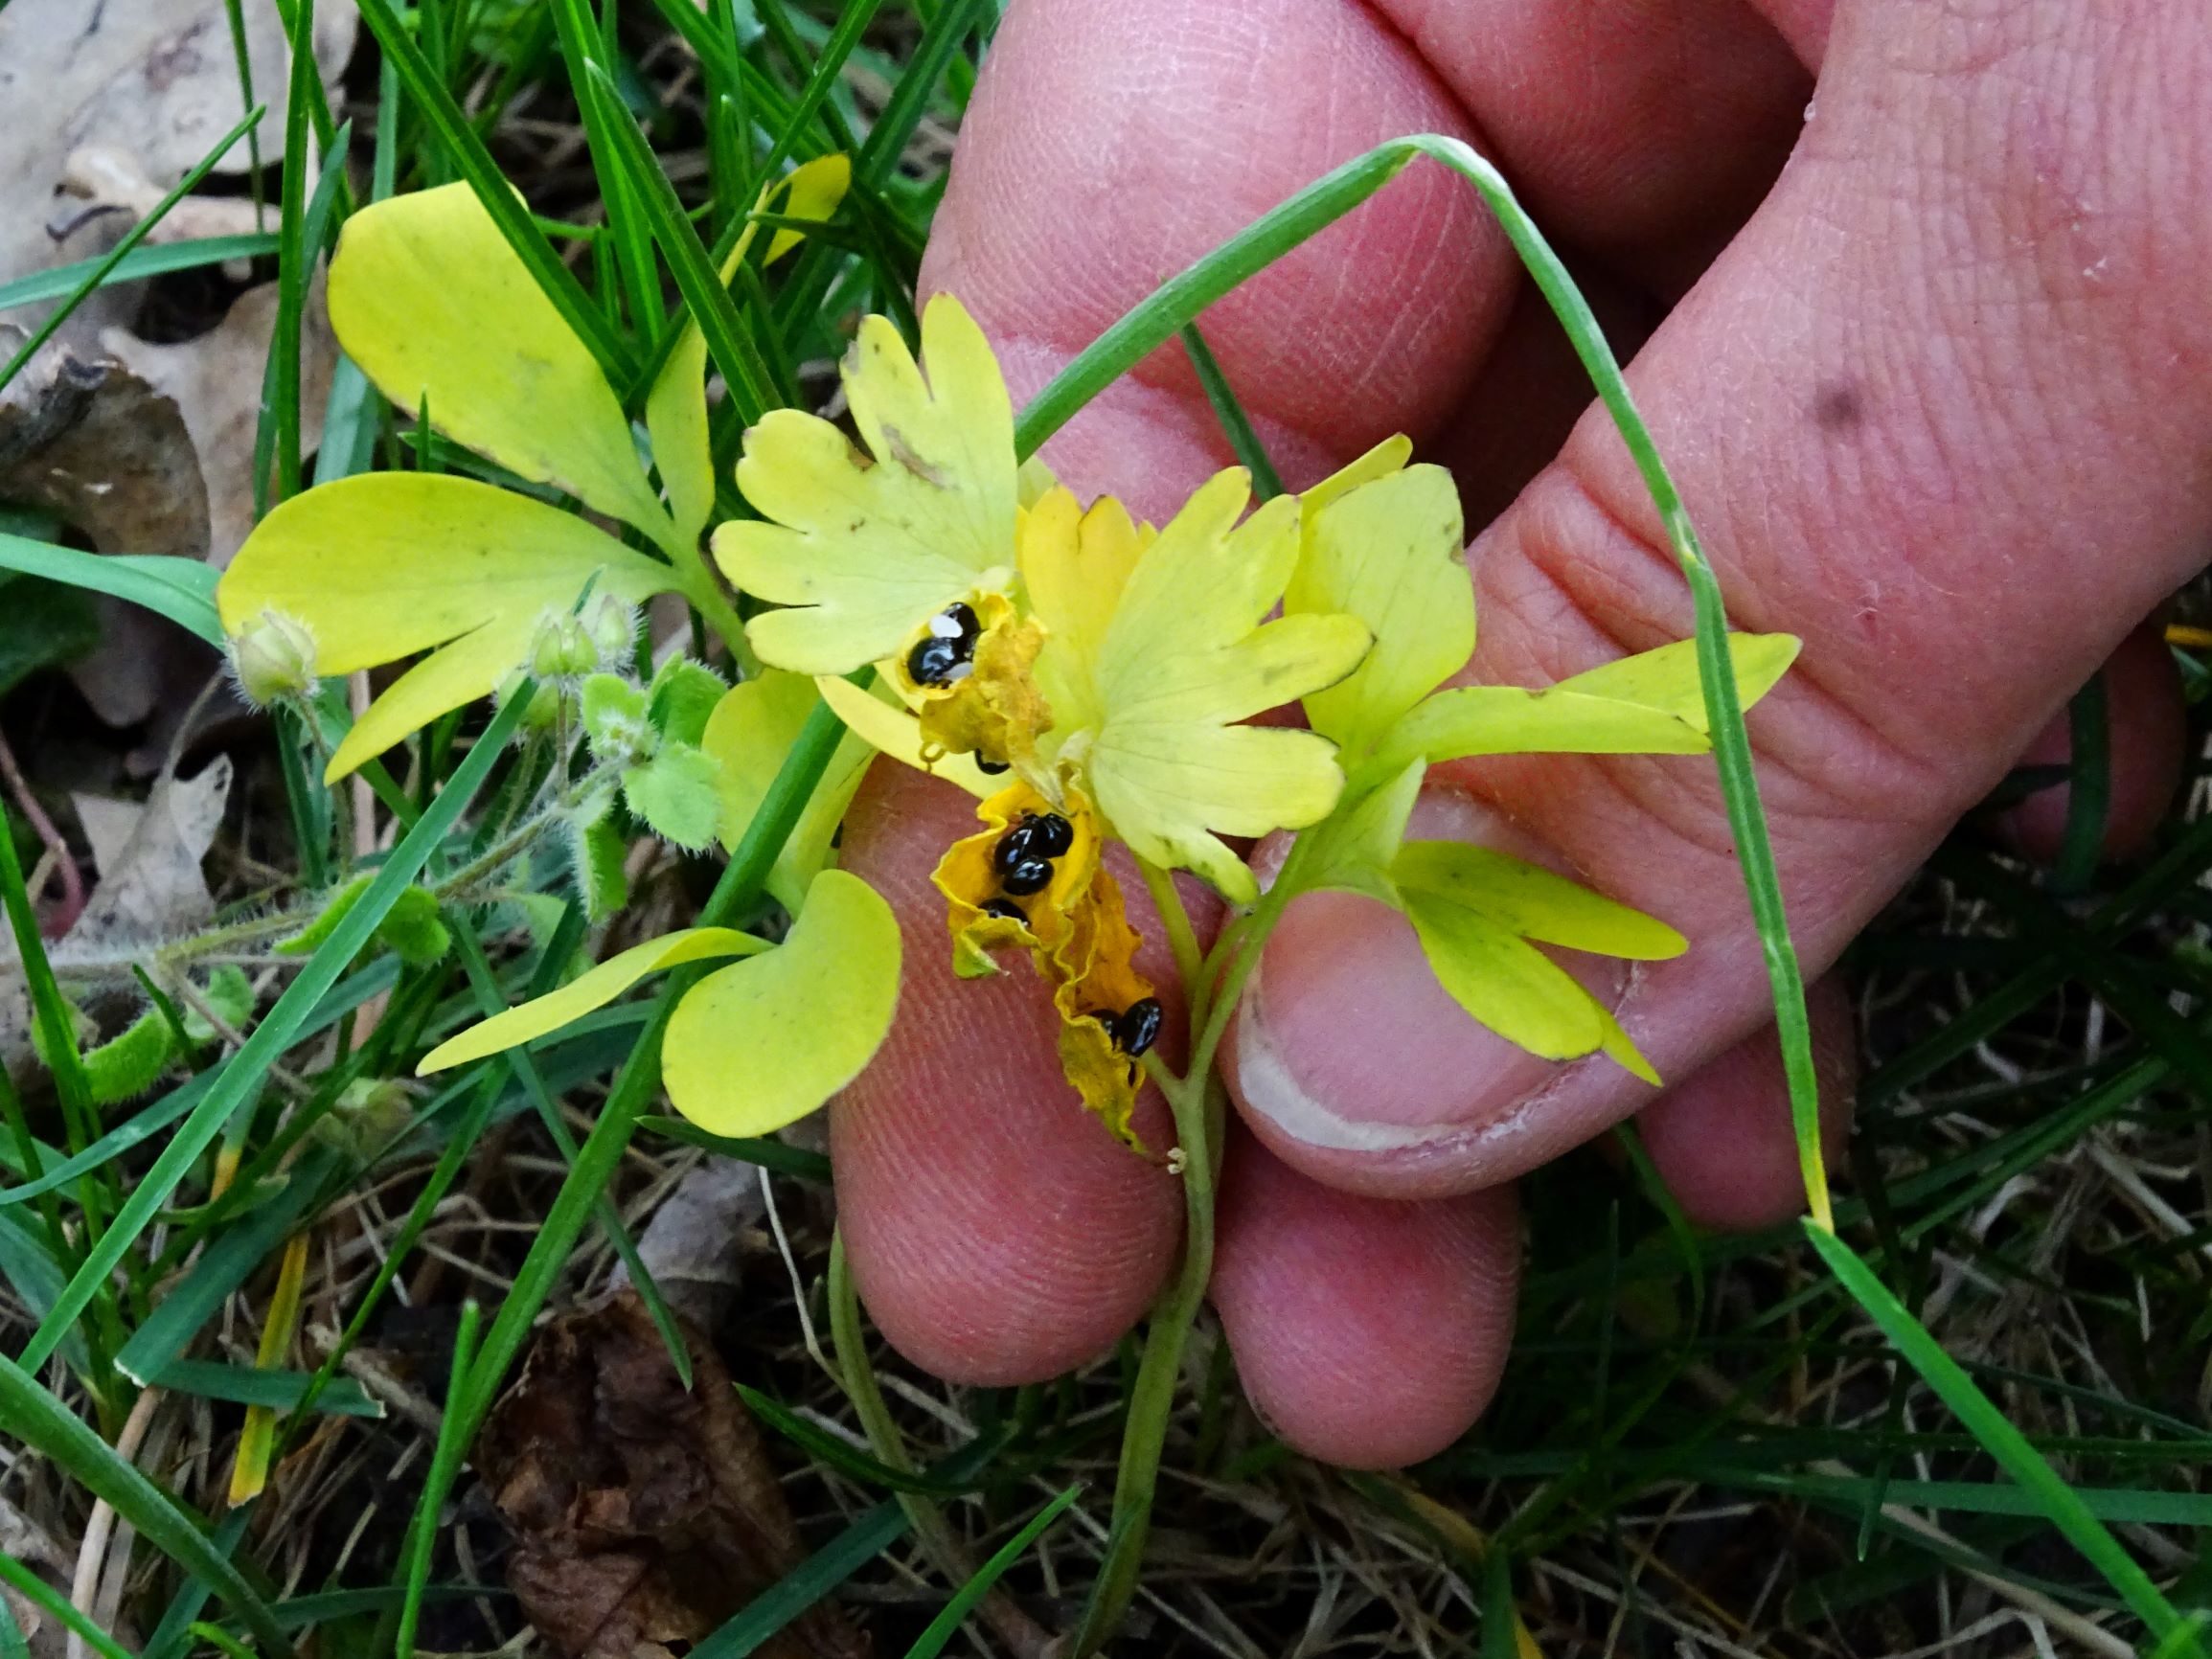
xmin=1634 ymin=973 xmax=1856 ymax=1233
xmin=1375 ymin=0 xmax=1811 ymax=284
xmin=1229 ymin=2 xmax=2212 ymax=1196
xmin=923 ymin=0 xmax=1511 ymax=520
xmin=831 ymin=765 xmax=1183 ymax=1383
xmin=1212 ymin=1126 xmax=1518 ymax=1469
xmin=1996 ymin=622 xmax=2185 ymax=867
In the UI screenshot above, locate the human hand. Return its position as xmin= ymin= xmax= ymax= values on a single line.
xmin=829 ymin=0 xmax=2211 ymax=1467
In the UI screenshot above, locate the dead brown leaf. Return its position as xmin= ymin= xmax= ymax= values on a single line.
xmin=476 ymin=1290 xmax=869 ymax=1659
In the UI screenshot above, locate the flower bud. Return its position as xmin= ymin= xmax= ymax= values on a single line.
xmin=582 ymin=593 xmax=639 ymax=667
xmin=227 ymin=609 xmax=319 ymax=707
xmin=528 ymin=610 xmax=597 ymax=681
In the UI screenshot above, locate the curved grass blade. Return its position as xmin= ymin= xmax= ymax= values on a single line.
xmin=0 ymin=104 xmax=265 ymax=397
xmin=0 ymin=236 xmax=281 ymax=315
xmin=0 ymin=1352 xmax=294 ymax=1657
xmin=901 ymin=1485 xmax=1081 ymax=1659
xmin=391 ymin=1299 xmax=481 ymax=1659
xmin=19 ymin=687 xmax=531 ymax=1372
xmin=1807 ymin=1223 xmax=2186 ymax=1644
xmin=0 ymin=538 xmax=221 ymax=641
xmin=0 ymin=1552 xmax=132 ymax=1659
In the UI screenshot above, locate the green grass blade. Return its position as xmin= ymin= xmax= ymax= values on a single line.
xmin=0 ymin=1553 xmax=132 ymax=1659
xmin=150 ymin=1360 xmax=379 ymax=1418
xmin=1806 ymin=1224 xmax=2184 ymax=1641
xmin=583 ymin=61 xmax=778 ymax=422
xmin=901 ymin=1486 xmax=1081 ymax=1659
xmin=736 ymin=1383 xmax=1004 ymax=1498
xmin=0 ymin=540 xmax=221 ymax=638
xmin=853 ymin=0 xmax=982 ymax=189
xmin=262 ymin=2 xmax=331 ymax=507
xmin=758 ymin=0 xmax=884 ymax=182
xmin=635 ymin=1114 xmax=832 ymax=1181
xmin=692 ymin=1501 xmax=908 ymax=1659
xmin=18 ymin=688 xmax=531 ymax=1372
xmin=1178 ymin=319 xmax=1283 ymax=499
xmin=0 ymin=103 xmax=265 ymax=397
xmin=0 ymin=236 xmax=282 ymax=314
xmin=392 ymin=1298 xmax=481 ymax=1659
xmin=114 ymin=1148 xmax=341 ymax=1384
xmin=546 ymin=0 xmax=665 ymax=342
xmin=351 ymin=0 xmax=634 ymax=384
xmin=2053 ymin=673 xmax=2112 ymax=894
xmin=0 ymin=1352 xmax=295 ymax=1658
xmin=445 ymin=697 xmax=853 ymax=1461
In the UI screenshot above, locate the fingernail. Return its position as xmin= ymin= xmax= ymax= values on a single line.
xmin=1231 ymin=793 xmax=1626 ymax=1153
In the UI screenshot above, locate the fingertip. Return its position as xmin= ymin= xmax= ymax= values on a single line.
xmin=1213 ymin=1132 xmax=1519 ymax=1469
xmin=832 ymin=764 xmax=1182 ymax=1384
xmin=1997 ymin=622 xmax=2185 ymax=868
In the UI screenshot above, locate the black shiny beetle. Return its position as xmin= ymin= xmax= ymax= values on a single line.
xmin=1104 ymin=997 xmax=1163 ymax=1059
xmin=992 ymin=811 xmax=1073 ymax=898
xmin=978 ymin=896 xmax=1027 ymax=924
xmin=906 ymin=602 xmax=981 ymax=686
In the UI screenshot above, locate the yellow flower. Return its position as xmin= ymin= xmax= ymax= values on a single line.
xmin=932 ymin=779 xmax=1157 ymax=1146
xmin=1019 ymin=473 xmax=1371 ymax=904
xmin=714 ymin=293 xmax=1020 ymax=678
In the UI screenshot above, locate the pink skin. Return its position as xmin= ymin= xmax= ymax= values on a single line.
xmin=831 ymin=0 xmax=2212 ymax=1467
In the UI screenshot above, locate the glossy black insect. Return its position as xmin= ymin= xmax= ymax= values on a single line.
xmin=1106 ymin=997 xmax=1164 ymax=1058
xmin=999 ymin=856 xmax=1054 ymax=897
xmin=978 ymin=896 xmax=1027 ymax=923
xmin=904 ymin=602 xmax=983 ymax=686
xmin=974 ymin=756 xmax=1010 ymax=775
xmin=992 ymin=811 xmax=1073 ymax=875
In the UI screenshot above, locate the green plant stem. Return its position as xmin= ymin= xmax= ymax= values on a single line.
xmin=1071 ymin=860 xmax=1300 ymax=1655
xmin=391 ymin=1299 xmax=482 ymax=1659
xmin=1132 ymin=855 xmax=1202 ymax=1011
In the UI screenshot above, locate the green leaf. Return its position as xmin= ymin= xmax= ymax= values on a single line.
xmin=0 ymin=235 xmax=280 ymax=316
xmin=417 ymin=927 xmax=770 ymax=1075
xmin=645 ymin=313 xmax=715 ymax=550
xmin=901 ymin=1486 xmax=1083 ymax=1659
xmin=377 ymin=886 xmax=452 ymax=967
xmin=0 ymin=537 xmax=220 ymax=643
xmin=704 ymin=672 xmax=873 ymax=912
xmin=219 ymin=473 xmax=679 ymax=778
xmin=1287 ymin=462 xmax=1470 ymax=761
xmin=662 ymin=869 xmax=900 ymax=1137
xmin=624 ymin=743 xmax=724 ymax=851
xmin=1392 ymin=841 xmax=1687 ymax=960
xmin=570 ymin=806 xmax=631 ymax=922
xmin=1374 ymin=686 xmax=1711 ymax=776
xmin=0 ymin=575 xmax=98 ymax=700
xmin=1559 ymin=633 xmax=1800 ymax=731
xmin=1400 ymin=889 xmax=1606 ymax=1062
xmin=80 ymin=1009 xmax=178 ymax=1105
xmin=325 ymin=182 xmax=674 ymax=546
xmin=1293 ymin=758 xmax=1425 ymax=907
xmin=582 ymin=672 xmax=651 ymax=759
xmin=647 ymin=658 xmax=728 ymax=749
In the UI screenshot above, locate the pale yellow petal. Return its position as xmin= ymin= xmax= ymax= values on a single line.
xmin=1401 ymin=892 xmax=1606 ymax=1061
xmin=814 ymin=674 xmax=994 ymax=797
xmin=662 ymin=870 xmax=901 ymax=1136
xmin=1392 ymin=841 xmax=1687 ymax=960
xmin=1288 ymin=462 xmax=1470 ymax=758
xmin=418 ymin=927 xmax=768 ymax=1074
xmin=327 ymin=182 xmax=673 ymax=543
xmin=702 ymin=672 xmax=876 ymax=911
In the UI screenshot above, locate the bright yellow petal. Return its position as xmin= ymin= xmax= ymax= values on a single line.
xmin=1557 ymin=634 xmax=1802 ymax=728
xmin=661 ymin=870 xmax=901 ymax=1137
xmin=1400 ymin=891 xmax=1605 ymax=1062
xmin=1392 ymin=841 xmax=1687 ymax=960
xmin=1288 ymin=462 xmax=1470 ymax=759
xmin=417 ymin=927 xmax=769 ymax=1074
xmin=718 ymin=293 xmax=1017 ymax=674
xmin=701 ymin=672 xmax=874 ymax=912
xmin=327 ymin=183 xmax=673 ymax=544
xmin=814 ymin=674 xmax=995 ymax=797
